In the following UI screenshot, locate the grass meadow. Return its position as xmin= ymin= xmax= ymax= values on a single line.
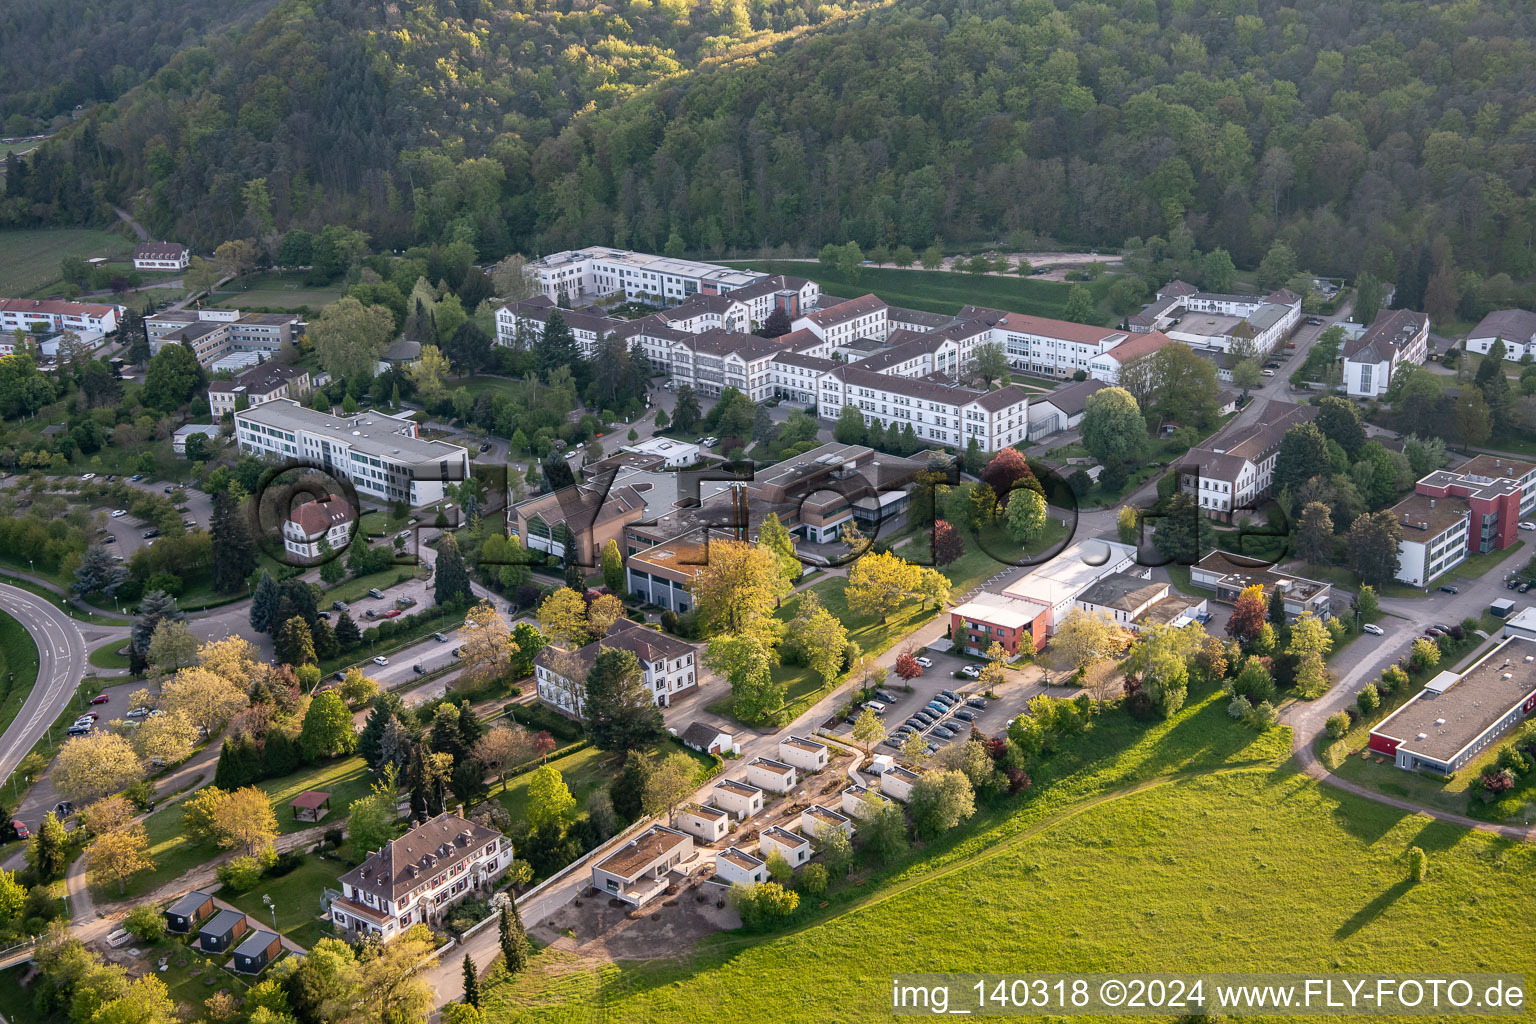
xmin=478 ymin=682 xmax=1536 ymax=1023
xmin=0 ymin=228 xmax=133 ymax=295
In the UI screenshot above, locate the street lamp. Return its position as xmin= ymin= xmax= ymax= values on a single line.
xmin=262 ymin=894 xmax=277 ymax=931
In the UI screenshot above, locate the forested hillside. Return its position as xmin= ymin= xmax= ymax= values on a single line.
xmin=12 ymin=0 xmax=1536 ymax=297
xmin=0 ymin=0 xmax=278 ymax=131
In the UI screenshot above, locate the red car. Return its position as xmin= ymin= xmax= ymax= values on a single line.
xmin=89 ymin=694 xmax=109 ymax=705
xmin=10 ymin=820 xmax=28 ymax=839
xmin=382 ymin=609 xmax=402 ymax=618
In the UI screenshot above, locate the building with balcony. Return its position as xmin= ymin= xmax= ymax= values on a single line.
xmin=0 ymin=298 xmax=122 ymax=336
xmin=331 ymin=812 xmax=513 ymax=942
xmin=532 ymin=619 xmax=701 ymax=716
xmin=590 ymin=824 xmax=694 ymax=907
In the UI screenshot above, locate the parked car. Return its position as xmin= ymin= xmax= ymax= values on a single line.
xmin=1438 ymin=585 xmax=1459 ymax=594
xmin=864 ymin=701 xmax=887 ymax=716
xmin=77 ymin=711 xmax=99 ymax=721
xmin=881 ymin=737 xmax=903 ymax=749
xmin=953 ymin=709 xmax=976 ymax=722
xmin=125 ymin=707 xmax=150 ymax=719
xmin=933 ymin=693 xmax=956 ymax=706
xmin=372 ymin=656 xmax=389 ymax=666
xmin=66 ymin=724 xmax=91 ymax=736
xmin=10 ymin=820 xmax=29 ymax=839
xmin=89 ymin=694 xmax=109 ymax=705
xmin=183 ymin=519 xmax=197 ymax=528
xmin=163 ymin=486 xmax=174 ymax=494
xmin=333 ymin=600 xmax=348 ymax=611
xmin=905 ymin=717 xmax=926 ymax=730
xmin=80 ymin=473 xmax=95 ymax=481
xmin=1521 ymin=583 xmax=1532 ymax=594
xmin=130 ymin=474 xmax=144 ymax=482
xmin=939 ymin=690 xmax=960 ymax=702
xmin=931 ymin=725 xmax=956 ymax=740
xmin=110 ymin=509 xmax=127 ymax=518
xmin=316 ymin=611 xmax=330 ymax=620
xmin=966 ymin=697 xmax=987 ymax=710
xmin=1521 ymin=522 xmax=1536 ymax=532
xmin=874 ymin=689 xmax=897 ymax=704
xmin=959 ymin=665 xmax=981 ymax=679
xmin=142 ymin=529 xmax=160 ymax=539
xmin=102 ymin=536 xmax=115 ymax=544
xmin=1306 ymin=317 xmax=1324 ymax=326
xmin=54 ymin=802 xmax=73 ymax=818
xmin=1362 ymin=623 xmax=1384 ymax=636
xmin=1260 ymin=369 xmax=1276 ymax=377
xmin=1508 ymin=579 xmax=1520 ymax=589
xmin=479 ymin=443 xmax=491 ymax=453
xmin=333 ymin=671 xmax=346 ymax=682
xmin=913 ymin=711 xmax=935 ymax=726
xmin=452 ymin=648 xmax=462 ymax=659
xmin=382 ymin=609 xmax=401 ymax=618
xmin=1264 ymin=361 xmax=1282 ymax=369
xmin=368 ymin=588 xmax=385 ymax=599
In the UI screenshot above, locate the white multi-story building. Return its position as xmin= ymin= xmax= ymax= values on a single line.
xmin=282 ymin=494 xmax=357 ymax=562
xmin=1131 ymin=282 xmax=1303 ymax=356
xmin=208 ymin=363 xmax=311 ymax=417
xmin=331 ymin=812 xmax=514 ymax=941
xmin=525 ymin=247 xmax=765 ymax=304
xmin=1341 ymin=308 xmax=1429 ymax=397
xmin=1178 ymin=400 xmax=1318 ymax=520
xmin=532 ymin=619 xmax=701 ymax=716
xmin=0 ymin=298 xmax=122 ymax=336
xmin=147 ymin=308 xmax=303 ymax=367
xmin=814 ymin=364 xmax=1031 ymax=451
xmin=233 ymin=399 xmax=470 ymax=507
xmin=132 ymin=242 xmax=190 ymax=271
xmin=1390 ymin=492 xmax=1471 ymax=587
xmin=792 ymin=294 xmax=889 ymax=346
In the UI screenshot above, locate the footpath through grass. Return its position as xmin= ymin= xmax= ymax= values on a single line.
xmin=481 ymin=686 xmax=1536 ymax=1022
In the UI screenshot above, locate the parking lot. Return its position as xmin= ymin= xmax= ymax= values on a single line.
xmin=829 ymin=644 xmax=1055 ymax=755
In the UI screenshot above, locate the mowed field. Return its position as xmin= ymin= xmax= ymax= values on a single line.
xmin=208 ymin=270 xmax=345 ymax=310
xmin=0 ymin=228 xmax=134 ymax=295
xmin=479 ymin=687 xmax=1536 ymax=1023
xmin=721 ymin=261 xmax=1120 ymax=321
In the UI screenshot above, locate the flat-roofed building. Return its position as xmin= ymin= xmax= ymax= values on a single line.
xmin=710 ymin=779 xmax=764 ymax=819
xmin=1389 ymin=491 xmax=1473 ymax=587
xmin=235 ymin=400 xmax=469 ymax=507
xmin=993 ymin=538 xmax=1140 ymax=639
xmin=1190 ymin=551 xmax=1333 ymax=620
xmin=799 ymin=803 xmax=853 ymax=840
xmin=777 ymin=735 xmax=828 ymax=773
xmin=879 ymin=765 xmax=922 ymax=802
xmin=841 ymin=784 xmax=889 ymax=819
xmin=590 ymin=824 xmax=694 ymax=907
xmin=758 ymin=826 xmax=811 ymax=867
xmin=1369 ymin=636 xmax=1536 ymax=773
xmin=949 ymin=592 xmax=1051 ymax=656
xmin=1415 ymin=454 xmax=1536 ymax=550
xmin=715 ymin=846 xmax=767 ymax=887
xmin=675 ymin=803 xmax=730 ymax=843
xmin=745 ymin=757 xmax=798 ymax=794
xmin=526 ymin=247 xmax=766 ymax=304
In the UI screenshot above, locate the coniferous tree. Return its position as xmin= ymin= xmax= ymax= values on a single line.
xmin=461 ymin=955 xmax=481 ymax=1007
xmin=131 ymin=590 xmax=184 ymax=657
xmin=210 ymin=487 xmax=257 ymax=593
xmin=434 ymin=532 xmax=474 ymax=607
xmin=250 ymin=571 xmax=280 ymax=634
xmin=500 ymin=901 xmax=528 ymax=974
xmin=334 ymin=610 xmax=362 ymax=649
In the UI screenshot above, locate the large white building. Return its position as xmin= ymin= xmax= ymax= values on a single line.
xmin=0 ymin=298 xmax=122 ymax=336
xmin=147 ymin=308 xmax=304 ymax=367
xmin=233 ymin=399 xmax=470 ymax=507
xmin=525 ymin=247 xmax=767 ymax=305
xmin=1388 ymin=491 xmax=1471 ymax=587
xmin=812 ymin=364 xmax=1031 ymax=451
xmin=331 ymin=812 xmax=514 ymax=942
xmin=1177 ymin=399 xmax=1318 ymax=520
xmin=1341 ymin=308 xmax=1429 ymax=397
xmin=532 ymin=619 xmax=701 ymax=715
xmin=133 ymin=242 xmax=190 ymax=271
xmin=1131 ymin=281 xmax=1303 ymax=356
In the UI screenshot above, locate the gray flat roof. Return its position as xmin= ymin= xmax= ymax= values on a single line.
xmin=233 ymin=929 xmax=279 ymax=957
xmin=237 ymin=399 xmax=467 ymax=465
xmin=1373 ymin=636 xmax=1536 ymax=763
xmin=199 ymin=908 xmax=247 ymax=935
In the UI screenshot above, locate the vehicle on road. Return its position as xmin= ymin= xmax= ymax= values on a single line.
xmin=333 ymin=671 xmax=346 ymax=681
xmin=452 ymin=647 xmax=462 ymax=659
xmin=372 ymin=656 xmax=389 ymax=666
xmin=413 ymin=664 xmax=425 ymax=675
xmin=1438 ymin=585 xmax=1459 ymax=594
xmin=914 ymin=656 xmax=933 ymax=668
xmin=433 ymin=632 xmax=448 ymax=642
xmin=89 ymin=694 xmax=109 ymax=705
xmin=10 ymin=820 xmax=28 ymax=839
xmin=81 ymin=473 xmax=95 ymax=481
xmin=110 ymin=509 xmax=127 ymax=518
xmin=479 ymin=443 xmax=491 ymax=453
xmin=1362 ymin=623 xmax=1384 ymax=636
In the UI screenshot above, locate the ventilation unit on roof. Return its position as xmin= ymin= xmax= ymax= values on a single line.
xmin=1417 ymin=733 xmax=1428 ymax=740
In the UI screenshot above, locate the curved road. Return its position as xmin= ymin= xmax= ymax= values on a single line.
xmin=0 ymin=582 xmax=89 ymax=784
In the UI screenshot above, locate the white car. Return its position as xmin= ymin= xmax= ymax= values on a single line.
xmin=110 ymin=509 xmax=127 ymax=518
xmin=960 ymin=664 xmax=982 ymax=679
xmin=1520 ymin=522 xmax=1536 ymax=532
xmin=1362 ymin=623 xmax=1385 ymax=636
xmin=914 ymin=656 xmax=934 ymax=668
xmin=81 ymin=473 xmax=95 ymax=481
xmin=125 ymin=707 xmax=151 ymax=719
xmin=1260 ymin=369 xmax=1276 ymax=377
xmin=372 ymin=656 xmax=389 ymax=666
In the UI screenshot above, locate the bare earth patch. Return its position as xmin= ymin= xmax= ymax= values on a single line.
xmin=532 ymin=882 xmax=741 ymax=960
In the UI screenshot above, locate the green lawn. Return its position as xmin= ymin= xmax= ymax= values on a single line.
xmin=905 ymin=517 xmax=1070 ymax=597
xmin=0 ymin=610 xmax=39 ymax=745
xmin=225 ymin=855 xmax=345 ymax=935
xmin=0 ymin=228 xmax=134 ymax=295
xmin=1446 ymin=540 xmax=1524 ymax=583
xmin=0 ymin=571 xmax=132 ymax=624
xmin=207 ymin=270 xmax=345 ymax=311
xmin=87 ymin=640 xmax=132 ymax=670
xmin=103 ymin=757 xmax=374 ymax=901
xmin=479 ymin=685 xmax=1536 ymax=1022
xmin=492 ymin=745 xmax=613 ymax=827
xmin=324 ymin=567 xmax=417 ymax=606
xmin=720 ymin=261 xmax=1123 ymax=322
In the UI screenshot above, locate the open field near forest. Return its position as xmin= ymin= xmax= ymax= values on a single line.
xmin=0 ymin=228 xmax=133 ymax=295
xmin=479 ymin=685 xmax=1536 ymax=1023
xmin=721 ymin=261 xmax=1121 ymax=321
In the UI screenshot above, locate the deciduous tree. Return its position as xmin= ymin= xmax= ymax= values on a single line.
xmin=55 ymin=731 xmax=144 ymax=804
xmin=845 ymin=551 xmax=922 ymax=624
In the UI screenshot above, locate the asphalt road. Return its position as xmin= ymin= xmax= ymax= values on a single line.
xmin=0 ymin=583 xmax=89 ymax=792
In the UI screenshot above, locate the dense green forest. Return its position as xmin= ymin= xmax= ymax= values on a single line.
xmin=0 ymin=0 xmax=278 ymax=131
xmin=9 ymin=0 xmax=1536 ymax=297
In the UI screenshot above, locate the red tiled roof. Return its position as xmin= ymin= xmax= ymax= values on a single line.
xmin=286 ymin=495 xmax=357 ymax=538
